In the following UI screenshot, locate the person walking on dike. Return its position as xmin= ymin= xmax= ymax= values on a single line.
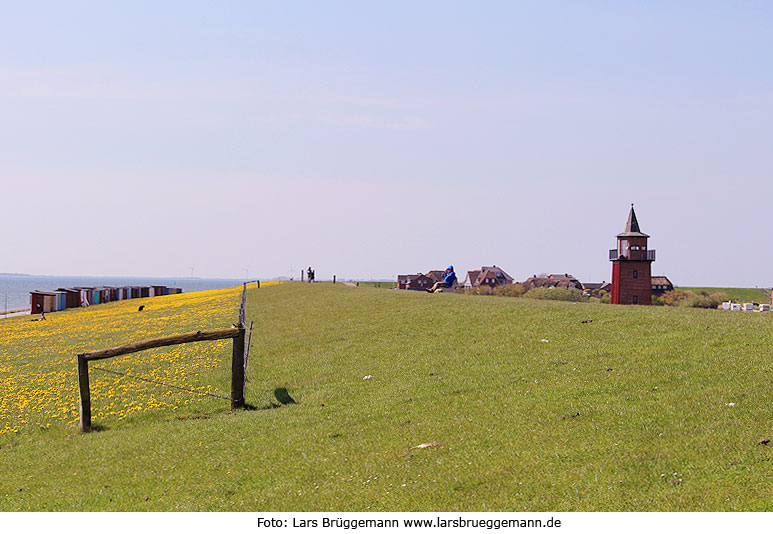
xmin=307 ymin=267 xmax=314 ymax=283
xmin=427 ymin=266 xmax=457 ymax=293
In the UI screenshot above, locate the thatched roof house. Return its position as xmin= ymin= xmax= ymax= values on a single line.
xmin=521 ymin=273 xmax=583 ymax=290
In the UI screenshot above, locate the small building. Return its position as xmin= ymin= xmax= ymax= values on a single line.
xmin=651 ymin=276 xmax=674 ymax=295
xmin=151 ymin=285 xmax=167 ymax=297
xmin=582 ymin=281 xmax=612 ymax=296
xmin=425 ymin=270 xmax=446 ymax=283
xmin=397 ymin=273 xmax=435 ymax=291
xmin=609 ymin=205 xmax=656 ymax=305
xmin=52 ymin=291 xmax=68 ymax=311
xmin=92 ymin=287 xmax=111 ymax=305
xmin=464 ymin=265 xmax=514 ymax=290
xmin=30 ymin=291 xmax=57 ymax=314
xmin=57 ymin=288 xmax=82 ymax=308
xmin=72 ymin=287 xmax=95 ymax=306
xmin=522 ymin=273 xmax=583 ymax=290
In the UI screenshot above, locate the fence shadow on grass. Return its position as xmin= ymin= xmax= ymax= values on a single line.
xmin=273 ymin=387 xmax=296 ymax=405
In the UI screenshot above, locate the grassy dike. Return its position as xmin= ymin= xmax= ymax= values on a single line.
xmin=0 ymin=282 xmax=771 ymax=511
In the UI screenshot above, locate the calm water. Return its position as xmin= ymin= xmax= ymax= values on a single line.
xmin=0 ymin=274 xmax=248 ymax=313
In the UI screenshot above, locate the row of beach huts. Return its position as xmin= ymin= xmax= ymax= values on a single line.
xmin=30 ymin=285 xmax=183 ymax=314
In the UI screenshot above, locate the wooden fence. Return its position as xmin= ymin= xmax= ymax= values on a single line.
xmin=76 ymin=282 xmax=256 ymax=432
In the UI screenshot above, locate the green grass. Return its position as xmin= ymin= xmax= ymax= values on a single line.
xmin=353 ymin=281 xmax=398 ymax=289
xmin=1 ymin=283 xmax=772 ymax=511
xmin=676 ymin=287 xmax=770 ymax=302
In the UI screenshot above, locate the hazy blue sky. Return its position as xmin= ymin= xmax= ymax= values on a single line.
xmin=1 ymin=2 xmax=771 ymax=285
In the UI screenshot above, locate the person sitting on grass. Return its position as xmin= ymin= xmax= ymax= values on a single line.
xmin=427 ymin=266 xmax=457 ymax=293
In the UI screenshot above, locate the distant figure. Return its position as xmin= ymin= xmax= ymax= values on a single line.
xmin=307 ymin=267 xmax=315 ymax=283
xmin=427 ymin=266 xmax=457 ymax=293
xmin=31 ymin=312 xmax=46 ymax=322
xmin=138 ymin=305 xmax=145 ymax=312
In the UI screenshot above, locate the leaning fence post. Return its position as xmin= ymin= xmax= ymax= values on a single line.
xmin=77 ymin=354 xmax=92 ymax=432
xmin=231 ymin=284 xmax=248 ymax=408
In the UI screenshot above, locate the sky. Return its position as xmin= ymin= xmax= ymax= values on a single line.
xmin=1 ymin=1 xmax=771 ymax=286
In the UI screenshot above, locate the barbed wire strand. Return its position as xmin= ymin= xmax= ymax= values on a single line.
xmin=91 ymin=366 xmax=233 ymax=401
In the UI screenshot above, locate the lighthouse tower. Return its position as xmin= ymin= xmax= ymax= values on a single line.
xmin=609 ymin=205 xmax=655 ymax=305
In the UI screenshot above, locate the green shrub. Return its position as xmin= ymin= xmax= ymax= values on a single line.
xmin=661 ymin=290 xmax=689 ymax=306
xmin=459 ymin=286 xmax=493 ymax=296
xmin=493 ymin=283 xmax=526 ymax=298
xmin=524 ymin=287 xmax=586 ymax=302
xmin=680 ymin=290 xmax=728 ymax=309
xmin=478 ymin=285 xmax=493 ymax=296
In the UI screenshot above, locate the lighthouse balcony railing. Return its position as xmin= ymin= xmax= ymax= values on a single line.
xmin=609 ymin=249 xmax=656 ymax=261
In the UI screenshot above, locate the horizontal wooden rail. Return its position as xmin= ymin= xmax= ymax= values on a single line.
xmin=77 ymin=282 xmax=254 ymax=432
xmin=78 ymin=328 xmax=240 ymax=362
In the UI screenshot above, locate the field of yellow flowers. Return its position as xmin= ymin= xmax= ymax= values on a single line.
xmin=0 ymin=282 xmax=283 ymax=437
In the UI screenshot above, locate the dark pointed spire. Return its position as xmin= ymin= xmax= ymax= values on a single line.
xmin=625 ymin=204 xmax=640 ymax=234
xmin=617 ymin=203 xmax=649 ymax=238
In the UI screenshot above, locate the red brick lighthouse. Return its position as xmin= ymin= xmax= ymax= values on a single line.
xmin=610 ymin=205 xmax=655 ymax=305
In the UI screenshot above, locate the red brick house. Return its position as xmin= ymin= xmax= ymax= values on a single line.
xmin=582 ymin=281 xmax=612 ymax=296
xmin=610 ymin=205 xmax=656 ymax=305
xmin=397 ymin=273 xmax=435 ymax=291
xmin=425 ymin=270 xmax=446 ymax=283
xmin=463 ymin=265 xmax=514 ymax=289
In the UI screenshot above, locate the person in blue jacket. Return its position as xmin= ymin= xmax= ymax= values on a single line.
xmin=427 ymin=266 xmax=457 ymax=293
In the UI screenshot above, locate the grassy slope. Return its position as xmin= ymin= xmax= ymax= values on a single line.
xmin=353 ymin=281 xmax=398 ymax=289
xmin=1 ymin=283 xmax=772 ymax=511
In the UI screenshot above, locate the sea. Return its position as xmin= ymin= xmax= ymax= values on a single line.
xmin=0 ymin=274 xmax=249 ymax=314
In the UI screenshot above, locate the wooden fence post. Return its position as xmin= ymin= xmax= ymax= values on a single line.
xmin=77 ymin=355 xmax=92 ymax=432
xmin=232 ymin=283 xmax=247 ymax=408
xmin=333 ymin=275 xmax=336 ymax=284
xmin=231 ymin=327 xmax=246 ymax=408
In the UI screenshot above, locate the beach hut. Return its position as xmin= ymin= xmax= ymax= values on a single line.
xmin=57 ymin=288 xmax=81 ymax=309
xmin=43 ymin=293 xmax=55 ymax=312
xmin=97 ymin=287 xmax=110 ymax=304
xmin=152 ymin=285 xmax=167 ymax=297
xmin=71 ymin=287 xmax=94 ymax=306
xmin=30 ymin=291 xmax=57 ymax=314
xmin=53 ymin=291 xmax=68 ymax=311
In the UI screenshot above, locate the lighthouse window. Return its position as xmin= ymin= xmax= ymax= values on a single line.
xmin=633 ymin=270 xmax=639 ymax=279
